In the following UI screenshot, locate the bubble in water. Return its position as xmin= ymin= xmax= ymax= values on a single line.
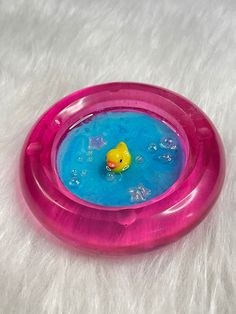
xmin=80 ymin=170 xmax=88 ymax=177
xmin=106 ymin=172 xmax=115 ymax=182
xmin=148 ymin=143 xmax=158 ymax=153
xmin=117 ymin=172 xmax=123 ymax=182
xmin=87 ymin=150 xmax=93 ymax=156
xmin=129 ymin=184 xmax=151 ymax=202
xmin=87 ymin=156 xmax=93 ymax=163
xmin=69 ymin=169 xmax=80 ymax=186
xmin=71 ymin=169 xmax=78 ymax=176
xmin=69 ymin=177 xmax=80 ymax=187
xmin=77 ymin=156 xmax=83 ymax=162
xmin=135 ymin=155 xmax=145 ymax=164
xmin=106 ymin=165 xmax=112 ymax=172
xmin=158 ymin=154 xmax=174 ymax=163
xmin=160 ymin=137 xmax=177 ymax=150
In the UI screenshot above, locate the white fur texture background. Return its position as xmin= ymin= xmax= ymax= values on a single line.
xmin=0 ymin=0 xmax=236 ymax=313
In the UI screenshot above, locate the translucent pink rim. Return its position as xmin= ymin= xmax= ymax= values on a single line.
xmin=20 ymin=82 xmax=225 ymax=254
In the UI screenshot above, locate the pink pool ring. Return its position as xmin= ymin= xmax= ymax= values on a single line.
xmin=20 ymin=82 xmax=225 ymax=254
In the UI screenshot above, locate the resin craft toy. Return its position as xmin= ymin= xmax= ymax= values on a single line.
xmin=20 ymin=82 xmax=225 ymax=254
xmin=106 ymin=142 xmax=131 ymax=173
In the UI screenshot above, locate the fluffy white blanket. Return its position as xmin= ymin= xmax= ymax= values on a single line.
xmin=0 ymin=0 xmax=235 ymax=313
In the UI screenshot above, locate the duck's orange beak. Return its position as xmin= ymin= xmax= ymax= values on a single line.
xmin=107 ymin=161 xmax=116 ymax=169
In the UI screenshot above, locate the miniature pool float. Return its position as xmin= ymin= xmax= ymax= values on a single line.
xmin=20 ymin=82 xmax=225 ymax=254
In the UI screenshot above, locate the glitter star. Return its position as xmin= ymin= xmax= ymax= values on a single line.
xmin=129 ymin=184 xmax=151 ymax=203
xmin=89 ymin=136 xmax=107 ymax=150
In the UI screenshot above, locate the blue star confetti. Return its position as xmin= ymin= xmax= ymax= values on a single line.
xmin=89 ymin=136 xmax=107 ymax=150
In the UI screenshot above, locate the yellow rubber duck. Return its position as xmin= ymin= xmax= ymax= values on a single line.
xmin=106 ymin=142 xmax=131 ymax=173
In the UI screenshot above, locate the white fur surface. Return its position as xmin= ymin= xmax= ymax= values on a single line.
xmin=0 ymin=0 xmax=236 ymax=313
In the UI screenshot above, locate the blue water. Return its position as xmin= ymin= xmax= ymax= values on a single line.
xmin=57 ymin=111 xmax=185 ymax=206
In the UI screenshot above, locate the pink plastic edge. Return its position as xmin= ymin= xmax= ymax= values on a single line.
xmin=20 ymin=82 xmax=225 ymax=254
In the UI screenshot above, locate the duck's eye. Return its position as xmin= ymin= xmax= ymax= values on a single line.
xmin=120 ymin=159 xmax=122 ymax=163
